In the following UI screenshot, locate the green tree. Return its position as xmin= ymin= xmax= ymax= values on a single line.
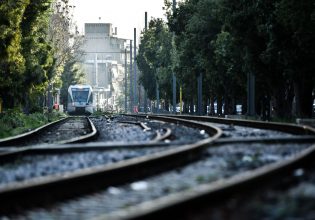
xmin=20 ymin=0 xmax=54 ymax=113
xmin=167 ymin=0 xmax=224 ymax=114
xmin=137 ymin=18 xmax=173 ymax=109
xmin=0 ymin=0 xmax=29 ymax=108
xmin=47 ymin=0 xmax=84 ymax=111
xmin=274 ymin=0 xmax=315 ymax=117
xmin=212 ymin=31 xmax=246 ymax=114
xmin=220 ymin=0 xmax=315 ymax=117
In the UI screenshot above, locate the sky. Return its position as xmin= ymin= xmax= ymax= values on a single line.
xmin=70 ymin=0 xmax=168 ymax=40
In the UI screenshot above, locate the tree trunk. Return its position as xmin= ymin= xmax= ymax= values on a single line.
xmin=217 ymin=96 xmax=223 ymax=116
xmin=273 ymin=84 xmax=294 ymax=118
xmin=23 ymin=91 xmax=30 ymax=115
xmin=294 ymin=81 xmax=313 ymax=118
xmin=184 ymin=99 xmax=189 ymax=114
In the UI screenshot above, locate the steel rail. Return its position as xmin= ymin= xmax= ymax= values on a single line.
xmin=147 ymin=114 xmax=315 ymax=135
xmin=2 ymin=133 xmax=314 ymax=166
xmin=117 ymin=121 xmax=171 ymax=142
xmin=0 ymin=142 xmax=174 ymax=165
xmin=95 ymin=143 xmax=315 ymax=220
xmin=0 ymin=116 xmax=97 ymax=147
xmin=0 ymin=117 xmax=222 ymax=214
xmin=59 ymin=117 xmax=98 ymax=144
xmin=151 ymin=128 xmax=172 ymax=142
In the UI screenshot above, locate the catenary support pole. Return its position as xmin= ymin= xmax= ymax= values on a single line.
xmin=180 ymin=86 xmax=182 ymax=114
xmin=247 ymin=72 xmax=255 ymax=116
xmin=172 ymin=0 xmax=177 ymax=114
xmin=144 ymin=12 xmax=148 ymax=113
xmin=124 ymin=48 xmax=127 ymax=113
xmin=134 ymin=28 xmax=137 ymax=112
xmin=130 ymin=40 xmax=133 ymax=112
xmin=156 ymin=81 xmax=160 ymax=114
xmin=197 ymin=73 xmax=203 ymax=115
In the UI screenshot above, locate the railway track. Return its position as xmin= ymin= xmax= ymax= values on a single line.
xmin=0 ymin=114 xmax=314 ymax=219
xmin=0 ymin=115 xmax=221 ymax=214
xmin=0 ymin=116 xmax=97 ymax=147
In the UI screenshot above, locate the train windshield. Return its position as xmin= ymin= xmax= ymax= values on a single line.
xmin=71 ymin=89 xmax=89 ymax=102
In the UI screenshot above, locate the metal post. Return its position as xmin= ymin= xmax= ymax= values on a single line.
xmin=156 ymin=81 xmax=160 ymax=114
xmin=172 ymin=0 xmax=177 ymax=114
xmin=144 ymin=12 xmax=148 ymax=113
xmin=247 ymin=72 xmax=255 ymax=116
xmin=180 ymin=86 xmax=182 ymax=114
xmin=94 ymin=53 xmax=98 ymax=86
xmin=130 ymin=40 xmax=133 ymax=112
xmin=197 ymin=73 xmax=203 ymax=115
xmin=172 ymin=73 xmax=176 ymax=114
xmin=134 ymin=28 xmax=137 ymax=112
xmin=124 ymin=48 xmax=127 ymax=113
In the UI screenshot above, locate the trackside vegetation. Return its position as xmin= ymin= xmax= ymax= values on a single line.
xmin=0 ymin=111 xmax=66 ymax=139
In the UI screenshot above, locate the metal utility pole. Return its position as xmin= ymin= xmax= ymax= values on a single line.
xmin=124 ymin=48 xmax=127 ymax=113
xmin=180 ymin=86 xmax=182 ymax=114
xmin=197 ymin=73 xmax=203 ymax=115
xmin=172 ymin=0 xmax=177 ymax=114
xmin=247 ymin=72 xmax=255 ymax=116
xmin=130 ymin=40 xmax=133 ymax=112
xmin=156 ymin=82 xmax=160 ymax=114
xmin=144 ymin=12 xmax=148 ymax=113
xmin=134 ymin=28 xmax=137 ymax=112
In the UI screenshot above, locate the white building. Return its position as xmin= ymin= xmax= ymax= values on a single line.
xmin=81 ymin=23 xmax=129 ymax=111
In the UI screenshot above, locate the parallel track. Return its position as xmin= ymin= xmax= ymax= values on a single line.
xmin=1 ymin=114 xmax=314 ymax=218
xmin=0 ymin=116 xmax=222 ymax=214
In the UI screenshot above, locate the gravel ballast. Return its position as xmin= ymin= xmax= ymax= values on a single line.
xmin=3 ymin=142 xmax=312 ymax=220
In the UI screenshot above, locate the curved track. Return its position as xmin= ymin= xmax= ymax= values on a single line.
xmin=0 ymin=116 xmax=221 ymax=214
xmin=0 ymin=114 xmax=314 ymax=219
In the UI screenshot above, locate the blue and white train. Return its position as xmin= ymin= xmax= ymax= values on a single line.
xmin=67 ymin=84 xmax=95 ymax=115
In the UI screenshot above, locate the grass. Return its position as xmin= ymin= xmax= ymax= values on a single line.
xmin=0 ymin=110 xmax=67 ymax=139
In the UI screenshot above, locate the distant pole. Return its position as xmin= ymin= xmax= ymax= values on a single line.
xmin=130 ymin=40 xmax=133 ymax=112
xmin=247 ymin=72 xmax=255 ymax=116
xmin=172 ymin=0 xmax=177 ymax=114
xmin=94 ymin=53 xmax=98 ymax=86
xmin=134 ymin=28 xmax=137 ymax=112
xmin=180 ymin=86 xmax=182 ymax=114
xmin=172 ymin=73 xmax=176 ymax=114
xmin=197 ymin=73 xmax=203 ymax=115
xmin=144 ymin=12 xmax=148 ymax=113
xmin=124 ymin=48 xmax=127 ymax=113
xmin=156 ymin=81 xmax=160 ymax=114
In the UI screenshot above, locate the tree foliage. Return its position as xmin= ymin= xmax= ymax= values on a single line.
xmin=138 ymin=0 xmax=315 ymax=117
xmin=0 ymin=0 xmax=85 ymax=112
xmin=137 ymin=18 xmax=173 ymax=101
xmin=0 ymin=0 xmax=29 ymax=108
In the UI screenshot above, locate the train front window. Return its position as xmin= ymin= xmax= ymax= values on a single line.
xmin=72 ymin=89 xmax=89 ymax=103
